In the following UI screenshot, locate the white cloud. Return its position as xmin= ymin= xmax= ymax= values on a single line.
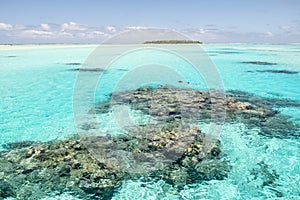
xmin=61 ymin=22 xmax=88 ymax=31
xmin=82 ymin=31 xmax=108 ymax=39
xmin=264 ymin=31 xmax=273 ymax=37
xmin=92 ymin=31 xmax=106 ymax=36
xmin=279 ymin=25 xmax=291 ymax=30
xmin=1 ymin=21 xmax=111 ymax=41
xmin=58 ymin=31 xmax=73 ymax=37
xmin=182 ymin=28 xmax=224 ymax=41
xmin=40 ymin=23 xmax=51 ymax=31
xmin=76 ymin=32 xmax=86 ymax=37
xmin=21 ymin=30 xmax=54 ymax=38
xmin=197 ymin=28 xmax=206 ymax=34
xmin=106 ymin=26 xmax=116 ymax=33
xmin=13 ymin=24 xmax=27 ymax=30
xmin=0 ymin=22 xmax=27 ymax=31
xmin=125 ymin=26 xmax=149 ymax=30
xmin=2 ymin=22 xmax=299 ymax=43
xmin=0 ymin=22 xmax=13 ymax=30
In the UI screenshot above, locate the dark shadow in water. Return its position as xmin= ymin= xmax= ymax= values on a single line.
xmin=207 ymin=51 xmax=243 ymax=54
xmin=241 ymin=61 xmax=277 ymax=66
xmin=208 ymin=54 xmax=218 ymax=57
xmin=68 ymin=68 xmax=105 ymax=72
xmin=247 ymin=69 xmax=298 ymax=74
xmin=0 ymin=55 xmax=17 ymax=58
xmin=64 ymin=62 xmax=81 ymax=66
xmin=68 ymin=68 xmax=128 ymax=72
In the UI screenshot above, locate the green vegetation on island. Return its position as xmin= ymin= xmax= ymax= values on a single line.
xmin=143 ymin=40 xmax=202 ymax=44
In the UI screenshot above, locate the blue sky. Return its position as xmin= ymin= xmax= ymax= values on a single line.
xmin=1 ymin=0 xmax=300 ymax=43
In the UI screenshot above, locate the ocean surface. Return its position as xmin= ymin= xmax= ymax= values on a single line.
xmin=0 ymin=44 xmax=299 ymax=199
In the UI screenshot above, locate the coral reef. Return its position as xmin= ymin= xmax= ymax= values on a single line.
xmin=1 ymin=86 xmax=298 ymax=199
xmin=0 ymin=125 xmax=229 ymax=199
xmin=0 ymin=137 xmax=122 ymax=199
xmin=95 ymin=86 xmax=299 ymax=138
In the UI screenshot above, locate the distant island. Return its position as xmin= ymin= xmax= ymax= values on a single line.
xmin=143 ymin=40 xmax=202 ymax=44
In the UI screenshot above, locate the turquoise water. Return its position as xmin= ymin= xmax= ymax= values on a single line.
xmin=0 ymin=44 xmax=299 ymax=199
xmin=0 ymin=47 xmax=93 ymax=147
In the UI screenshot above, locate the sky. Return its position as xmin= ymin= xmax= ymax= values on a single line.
xmin=0 ymin=0 xmax=300 ymax=44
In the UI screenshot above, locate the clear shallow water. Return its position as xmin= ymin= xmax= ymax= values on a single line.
xmin=0 ymin=44 xmax=299 ymax=199
xmin=0 ymin=47 xmax=94 ymax=147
